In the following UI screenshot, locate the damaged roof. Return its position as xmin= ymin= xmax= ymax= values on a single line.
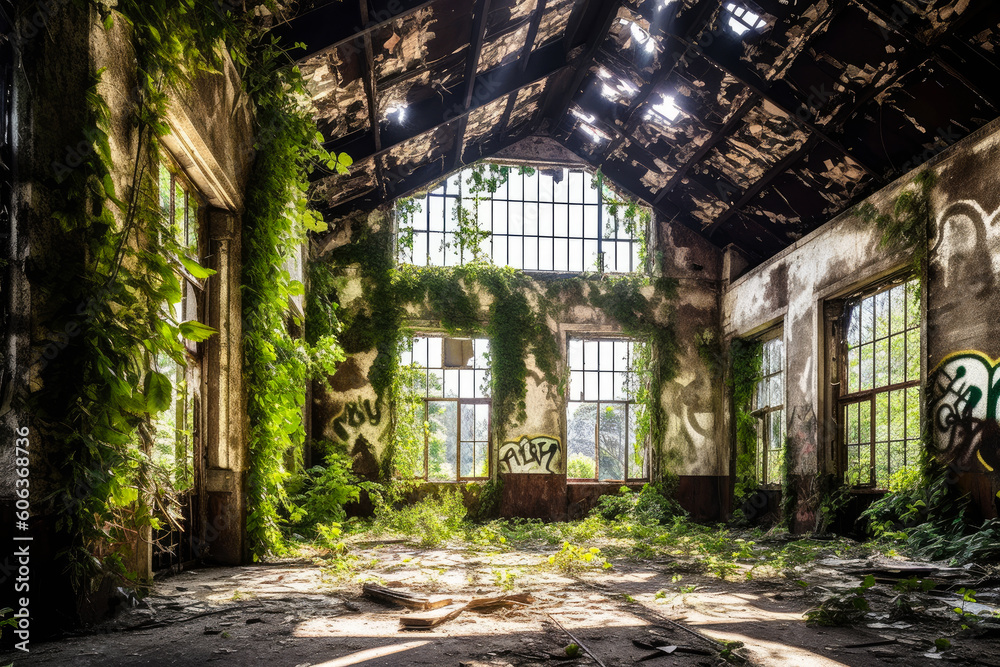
xmin=276 ymin=0 xmax=1000 ymax=264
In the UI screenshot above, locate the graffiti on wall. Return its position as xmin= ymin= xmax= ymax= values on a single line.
xmin=331 ymin=398 xmax=382 ymax=441
xmin=498 ymin=435 xmax=562 ymax=474
xmin=929 ymin=351 xmax=1000 ymax=474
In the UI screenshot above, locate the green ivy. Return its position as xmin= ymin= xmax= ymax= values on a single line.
xmin=28 ymin=0 xmax=252 ymax=590
xmin=854 ymin=169 xmax=936 ymax=292
xmin=730 ymin=338 xmax=763 ymax=500
xmin=239 ymin=33 xmax=347 ymax=560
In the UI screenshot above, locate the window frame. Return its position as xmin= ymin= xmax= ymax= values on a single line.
xmin=751 ymin=329 xmax=785 ymax=489
xmin=837 ymin=276 xmax=922 ymax=490
xmin=566 ymin=335 xmax=649 ymax=483
xmin=404 ymin=335 xmax=492 ymax=482
xmin=153 ymin=158 xmax=207 ymax=491
xmin=396 ymin=165 xmax=648 ymax=275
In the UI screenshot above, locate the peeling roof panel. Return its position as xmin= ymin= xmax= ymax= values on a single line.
xmin=705 ymin=101 xmax=807 ymax=189
xmin=532 ymin=0 xmax=579 ymax=50
xmin=600 ymin=7 xmax=663 ymax=76
xmin=486 ymin=0 xmax=537 ymax=38
xmin=377 ymin=57 xmax=466 ymax=121
xmin=313 ymin=158 xmax=378 ymax=209
xmin=301 ymin=46 xmax=370 ymax=141
xmin=464 ymin=95 xmax=511 ymax=159
xmin=371 ymin=2 xmax=472 ymax=83
xmin=478 ymin=23 xmax=531 ymax=73
xmin=379 ymin=123 xmax=458 ymax=180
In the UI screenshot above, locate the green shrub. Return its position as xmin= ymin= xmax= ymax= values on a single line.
xmin=567 ymin=453 xmax=596 ymax=479
xmin=372 ymin=489 xmax=468 ymax=546
xmin=286 ymin=452 xmax=359 ymax=533
xmin=592 ymin=479 xmax=686 ymax=524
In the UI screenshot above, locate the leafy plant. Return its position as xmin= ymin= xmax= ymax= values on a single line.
xmin=804 ymin=575 xmax=876 ymax=626
xmin=730 ymin=338 xmax=763 ymax=500
xmin=547 ymin=541 xmax=612 ymax=574
xmin=854 ymin=169 xmax=937 ymax=289
xmin=285 ymin=451 xmax=359 ymax=531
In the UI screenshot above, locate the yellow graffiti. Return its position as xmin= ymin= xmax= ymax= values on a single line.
xmin=931 ymin=350 xmax=1000 ymax=373
xmin=978 ymin=451 xmax=994 ymax=472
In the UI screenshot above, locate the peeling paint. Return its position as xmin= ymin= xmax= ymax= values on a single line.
xmin=532 ymin=0 xmax=578 ymax=51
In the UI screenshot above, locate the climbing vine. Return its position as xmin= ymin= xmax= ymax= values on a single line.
xmin=593 ymin=168 xmax=651 ymax=271
xmin=239 ymin=33 xmax=346 ymax=559
xmin=27 ymin=0 xmax=251 ymax=589
xmin=730 ymin=338 xmax=763 ymax=500
xmin=587 ymin=275 xmax=680 ymax=479
xmin=24 ymin=0 xmax=348 ymax=581
xmin=854 ymin=169 xmax=937 ymax=290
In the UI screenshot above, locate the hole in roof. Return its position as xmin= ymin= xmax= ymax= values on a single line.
xmin=619 ymin=18 xmax=658 ymax=53
xmin=597 ymin=68 xmax=640 ymax=102
xmin=386 ymin=105 xmax=408 ymax=122
xmin=646 ymin=93 xmax=681 ymax=124
xmin=570 ymin=108 xmax=596 ymax=124
xmin=579 ymin=123 xmax=610 ymax=143
xmin=723 ymin=3 xmax=768 ymax=37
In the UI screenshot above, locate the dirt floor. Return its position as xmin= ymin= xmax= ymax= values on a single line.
xmin=11 ymin=540 xmax=1000 ymax=667
xmin=5 ymin=536 xmax=1000 ymax=667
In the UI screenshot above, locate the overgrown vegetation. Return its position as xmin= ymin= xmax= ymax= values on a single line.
xmin=730 ymin=338 xmax=763 ymax=500
xmin=240 ymin=30 xmax=346 ymax=559
xmin=26 ymin=0 xmax=349 ymax=586
xmin=854 ymin=169 xmax=937 ymax=288
xmin=860 ymin=454 xmax=1000 ymax=564
xmin=312 ymin=224 xmax=680 ymax=480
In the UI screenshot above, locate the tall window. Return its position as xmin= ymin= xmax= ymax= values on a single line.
xmin=840 ymin=278 xmax=921 ymax=489
xmin=151 ymin=162 xmax=203 ymax=490
xmin=401 ymin=336 xmax=491 ymax=481
xmin=753 ymin=335 xmax=784 ymax=487
xmin=397 ymin=165 xmax=646 ymax=273
xmin=566 ymin=338 xmax=647 ymax=481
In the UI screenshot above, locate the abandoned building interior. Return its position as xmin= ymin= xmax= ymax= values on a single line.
xmin=4 ymin=0 xmax=1000 ymax=664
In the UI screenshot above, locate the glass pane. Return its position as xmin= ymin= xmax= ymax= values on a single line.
xmin=461 ymin=440 xmax=476 ymax=477
xmin=889 ymin=389 xmax=905 ymax=441
xmin=906 ymin=328 xmax=920 ymax=381
xmin=567 ymin=402 xmax=597 ymax=478
xmin=461 ymin=403 xmax=475 ymax=440
xmin=874 ymin=337 xmax=889 ymax=389
xmin=847 ymin=347 xmax=859 ymax=394
xmin=598 ymin=403 xmax=625 ymax=480
xmin=890 ymin=285 xmax=905 ymax=334
xmin=905 ymin=386 xmax=920 ymax=441
xmin=627 ymin=404 xmax=645 ymax=478
xmin=845 ymin=402 xmax=857 ymax=444
xmin=860 ymin=297 xmax=874 ymax=344
xmin=874 ymin=290 xmax=889 ymax=339
xmin=874 ymin=392 xmax=889 ymax=443
xmin=443 ymin=369 xmax=460 ymax=397
xmin=889 ymin=333 xmax=905 ymax=386
xmin=598 ymin=371 xmax=613 ymax=400
xmin=427 ymin=369 xmax=444 ymax=397
xmin=860 ymin=343 xmax=873 ymax=391
xmin=846 ymin=304 xmax=860 ymax=347
xmin=427 ymin=401 xmax=458 ymax=481
xmin=475 ymin=403 xmax=490 ymax=441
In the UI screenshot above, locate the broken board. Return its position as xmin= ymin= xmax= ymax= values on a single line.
xmin=400 ymin=602 xmax=467 ymax=628
xmin=362 ymin=583 xmax=453 ymax=610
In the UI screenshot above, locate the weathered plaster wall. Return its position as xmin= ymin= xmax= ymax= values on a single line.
xmin=2 ymin=4 xmax=255 ymax=630
xmin=312 ymin=199 xmax=724 ymax=518
xmin=723 ymin=117 xmax=1000 ymax=528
